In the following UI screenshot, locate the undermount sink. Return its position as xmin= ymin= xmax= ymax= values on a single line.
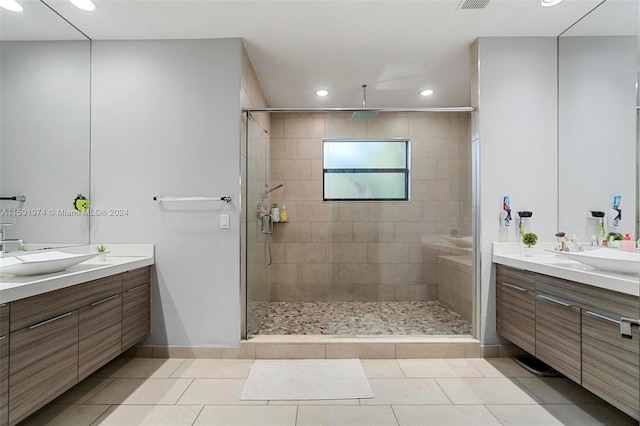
xmin=553 ymin=248 xmax=640 ymax=275
xmin=0 ymin=250 xmax=104 ymax=276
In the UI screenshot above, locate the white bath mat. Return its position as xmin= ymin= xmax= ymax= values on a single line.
xmin=240 ymin=359 xmax=373 ymax=400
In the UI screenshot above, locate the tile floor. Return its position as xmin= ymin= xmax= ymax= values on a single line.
xmin=21 ymin=357 xmax=637 ymax=426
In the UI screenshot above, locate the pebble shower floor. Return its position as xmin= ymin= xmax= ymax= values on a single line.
xmin=254 ymin=301 xmax=472 ymax=336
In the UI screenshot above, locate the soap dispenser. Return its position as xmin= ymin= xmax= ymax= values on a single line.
xmin=555 ymin=232 xmax=566 ymax=251
xmin=619 ymin=233 xmax=635 ymax=252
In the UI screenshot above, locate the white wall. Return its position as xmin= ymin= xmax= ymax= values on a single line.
xmin=475 ymin=38 xmax=558 ymax=345
xmin=0 ymin=41 xmax=90 ymax=245
xmin=91 ymin=39 xmax=243 ymax=346
xmin=558 ymin=36 xmax=637 ymax=241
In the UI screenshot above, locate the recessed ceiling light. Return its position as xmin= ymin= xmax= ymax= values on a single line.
xmin=0 ymin=0 xmax=23 ymax=12
xmin=541 ymin=0 xmax=563 ymax=7
xmin=420 ymin=89 xmax=434 ymax=97
xmin=70 ymin=0 xmax=96 ymax=11
xmin=316 ymin=90 xmax=329 ymax=97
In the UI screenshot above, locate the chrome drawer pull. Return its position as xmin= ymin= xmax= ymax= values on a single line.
xmin=503 ymin=283 xmax=527 ymax=292
xmin=29 ymin=311 xmax=73 ymax=329
xmin=586 ymin=310 xmax=620 ymax=324
xmin=0 ymin=336 xmax=5 ymax=341
xmin=0 ymin=303 xmax=6 ymax=308
xmin=536 ymin=294 xmax=571 ymax=307
xmin=621 ymin=317 xmax=640 ymax=325
xmin=91 ymin=294 xmax=121 ymax=307
xmin=127 ymin=283 xmax=148 ymax=293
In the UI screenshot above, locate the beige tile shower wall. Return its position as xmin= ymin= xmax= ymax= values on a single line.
xmin=269 ymin=112 xmax=471 ymax=303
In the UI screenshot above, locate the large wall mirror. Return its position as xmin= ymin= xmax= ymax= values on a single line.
xmin=558 ymin=0 xmax=639 ymax=242
xmin=0 ymin=1 xmax=91 ymax=249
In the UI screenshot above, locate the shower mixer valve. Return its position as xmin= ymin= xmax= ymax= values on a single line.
xmin=256 ymin=201 xmax=273 ymax=234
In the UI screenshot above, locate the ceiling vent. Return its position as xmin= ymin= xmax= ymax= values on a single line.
xmin=458 ymin=0 xmax=491 ymax=10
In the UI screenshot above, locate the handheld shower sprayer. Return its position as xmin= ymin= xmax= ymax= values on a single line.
xmin=264 ymin=183 xmax=284 ymax=196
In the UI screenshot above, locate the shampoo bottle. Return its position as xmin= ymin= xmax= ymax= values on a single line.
xmin=280 ymin=205 xmax=288 ymax=223
xmin=271 ymin=204 xmax=280 ymax=223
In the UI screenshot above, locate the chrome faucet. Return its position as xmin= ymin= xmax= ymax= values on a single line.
xmin=0 ymin=223 xmax=23 ymax=256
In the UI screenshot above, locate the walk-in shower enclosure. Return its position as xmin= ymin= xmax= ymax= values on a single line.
xmin=242 ymin=110 xmax=475 ymax=338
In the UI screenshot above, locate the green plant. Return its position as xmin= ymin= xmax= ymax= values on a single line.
xmin=606 ymin=232 xmax=624 ymax=244
xmin=522 ymin=232 xmax=538 ymax=247
xmin=96 ymin=244 xmax=107 ymax=253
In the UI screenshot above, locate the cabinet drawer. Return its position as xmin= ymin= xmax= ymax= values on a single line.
xmin=9 ymin=310 xmax=78 ymax=425
xmin=123 ymin=267 xmax=150 ymax=291
xmin=0 ymin=335 xmax=7 ymax=426
xmin=122 ymin=282 xmax=150 ymax=351
xmin=0 ymin=304 xmax=8 ymax=337
xmin=535 ymin=293 xmax=581 ymax=384
xmin=496 ymin=265 xmax=536 ymax=292
xmin=10 ymin=274 xmax=122 ymax=332
xmin=79 ymin=294 xmax=122 ymax=381
xmin=536 ymin=274 xmax=637 ymax=318
xmin=496 ymin=281 xmax=535 ymax=354
xmin=582 ymin=311 xmax=639 ymax=420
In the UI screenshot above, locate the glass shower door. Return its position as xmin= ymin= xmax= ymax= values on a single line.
xmin=244 ymin=113 xmax=270 ymax=338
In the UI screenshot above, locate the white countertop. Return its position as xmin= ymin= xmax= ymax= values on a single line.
xmin=0 ymin=244 xmax=155 ymax=303
xmin=492 ymin=242 xmax=639 ymax=297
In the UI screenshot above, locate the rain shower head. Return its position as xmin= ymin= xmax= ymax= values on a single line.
xmin=352 ymin=110 xmax=380 ymax=120
xmin=352 ymin=84 xmax=379 ymax=120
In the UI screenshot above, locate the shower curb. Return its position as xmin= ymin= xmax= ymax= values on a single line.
xmin=123 ymin=340 xmax=525 ymax=360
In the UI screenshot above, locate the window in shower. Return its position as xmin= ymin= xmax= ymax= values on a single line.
xmin=322 ymin=139 xmax=410 ymax=201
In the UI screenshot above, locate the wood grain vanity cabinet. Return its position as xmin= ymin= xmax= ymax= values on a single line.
xmin=1 ymin=266 xmax=152 ymax=426
xmin=0 ymin=303 xmax=9 ymax=426
xmin=495 ymin=264 xmax=640 ymax=421
xmin=122 ymin=267 xmax=151 ymax=351
xmin=495 ymin=266 xmax=536 ymax=354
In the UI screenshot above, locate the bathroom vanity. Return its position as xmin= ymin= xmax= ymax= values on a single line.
xmin=0 ymin=245 xmax=154 ymax=426
xmin=493 ymin=243 xmax=639 ymax=420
